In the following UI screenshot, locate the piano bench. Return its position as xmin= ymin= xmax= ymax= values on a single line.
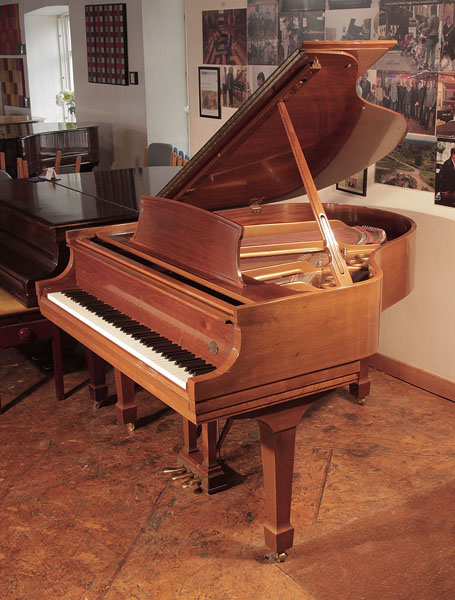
xmin=0 ymin=287 xmax=64 ymax=413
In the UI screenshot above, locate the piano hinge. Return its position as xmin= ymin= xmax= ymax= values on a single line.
xmin=311 ymin=56 xmax=321 ymax=70
xmin=249 ymin=197 xmax=265 ymax=213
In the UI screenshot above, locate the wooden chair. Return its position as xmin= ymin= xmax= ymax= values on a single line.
xmin=16 ymin=158 xmax=29 ymax=178
xmin=170 ymin=148 xmax=179 ymax=166
xmin=0 ymin=286 xmax=64 ymax=413
xmin=51 ymin=151 xmax=81 ymax=175
xmin=0 ymin=151 xmax=5 ymax=172
xmin=40 ymin=152 xmax=81 ymax=177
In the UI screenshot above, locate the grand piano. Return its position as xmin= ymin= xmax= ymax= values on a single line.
xmin=36 ymin=41 xmax=416 ymax=559
xmin=0 ymin=121 xmax=99 ymax=178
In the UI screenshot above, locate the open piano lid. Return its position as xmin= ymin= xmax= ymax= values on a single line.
xmin=159 ymin=41 xmax=407 ymax=211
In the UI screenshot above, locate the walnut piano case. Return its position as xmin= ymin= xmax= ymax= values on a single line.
xmin=36 ymin=41 xmax=416 ymax=559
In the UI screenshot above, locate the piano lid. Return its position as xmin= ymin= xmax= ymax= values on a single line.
xmin=159 ymin=41 xmax=407 ymax=212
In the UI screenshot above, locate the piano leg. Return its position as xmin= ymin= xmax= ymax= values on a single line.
xmin=349 ymin=357 xmax=370 ymax=404
xmin=51 ymin=325 xmax=64 ymax=401
xmin=113 ymin=369 xmax=137 ymax=429
xmin=85 ymin=348 xmax=108 ymax=409
xmin=256 ymin=401 xmax=314 ymax=558
xmin=179 ymin=419 xmax=227 ymax=494
xmin=182 ymin=418 xmax=199 ymax=457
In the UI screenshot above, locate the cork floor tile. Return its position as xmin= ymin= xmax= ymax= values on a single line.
xmin=0 ymin=345 xmax=454 ymax=599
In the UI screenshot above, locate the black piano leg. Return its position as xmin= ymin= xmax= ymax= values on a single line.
xmin=85 ymin=348 xmax=108 ymax=408
xmin=113 ymin=368 xmax=137 ymax=430
xmin=256 ymin=401 xmax=314 ymax=559
xmin=178 ymin=419 xmax=227 ymax=494
xmin=349 ymin=357 xmax=370 ymax=405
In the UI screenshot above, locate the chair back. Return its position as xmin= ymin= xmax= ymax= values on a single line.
xmin=0 ymin=170 xmax=12 ymax=181
xmin=144 ymin=142 xmax=173 ymax=166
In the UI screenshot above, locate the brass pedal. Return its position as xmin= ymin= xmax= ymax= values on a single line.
xmin=172 ymin=472 xmax=192 ymax=481
xmin=182 ymin=477 xmax=201 ymax=489
xmin=163 ymin=466 xmax=186 ymax=475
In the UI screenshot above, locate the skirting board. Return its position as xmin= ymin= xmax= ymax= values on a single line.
xmin=370 ymin=353 xmax=455 ymax=402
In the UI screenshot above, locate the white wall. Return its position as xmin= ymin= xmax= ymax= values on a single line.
xmin=1 ymin=0 xmax=188 ymax=169
xmin=185 ymin=0 xmax=246 ymax=156
xmin=142 ymin=0 xmax=188 ymax=154
xmin=184 ymin=0 xmax=455 ymax=389
xmin=24 ymin=11 xmax=63 ymax=123
xmin=317 ymin=174 xmax=455 ymax=385
xmin=68 ymin=0 xmax=147 ymax=169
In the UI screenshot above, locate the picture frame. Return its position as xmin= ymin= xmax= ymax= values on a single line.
xmin=336 ymin=168 xmax=368 ymax=196
xmin=85 ymin=3 xmax=129 ymax=86
xmin=198 ymin=66 xmax=221 ymax=119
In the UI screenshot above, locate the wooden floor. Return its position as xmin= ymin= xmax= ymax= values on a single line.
xmin=1 ymin=341 xmax=454 ymax=599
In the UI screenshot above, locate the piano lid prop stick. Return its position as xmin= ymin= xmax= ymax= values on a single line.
xmin=277 ymin=100 xmax=352 ymax=288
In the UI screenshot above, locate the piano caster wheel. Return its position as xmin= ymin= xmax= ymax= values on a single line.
xmin=265 ymin=551 xmax=288 ymax=563
xmin=358 ymin=398 xmax=366 ymax=406
xmin=275 ymin=552 xmax=287 ymax=563
xmin=127 ymin=422 xmax=136 ymax=432
xmin=93 ymin=401 xmax=101 ymax=410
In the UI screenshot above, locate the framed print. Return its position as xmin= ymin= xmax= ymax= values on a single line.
xmin=199 ymin=66 xmax=221 ymax=119
xmin=375 ymin=137 xmax=435 ymax=193
xmin=336 ymin=168 xmax=368 ymax=196
xmin=85 ymin=3 xmax=128 ymax=85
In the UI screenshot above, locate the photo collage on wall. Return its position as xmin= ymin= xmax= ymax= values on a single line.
xmin=199 ymin=0 xmax=455 ymax=206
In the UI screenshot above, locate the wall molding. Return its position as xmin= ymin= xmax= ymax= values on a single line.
xmin=370 ymin=354 xmax=455 ymax=402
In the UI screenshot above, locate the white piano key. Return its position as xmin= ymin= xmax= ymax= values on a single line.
xmin=48 ymin=292 xmax=191 ymax=389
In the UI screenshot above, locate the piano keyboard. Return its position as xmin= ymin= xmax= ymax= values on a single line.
xmin=47 ymin=289 xmax=216 ymax=389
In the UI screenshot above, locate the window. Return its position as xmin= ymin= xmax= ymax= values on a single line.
xmin=57 ymin=13 xmax=73 ymax=92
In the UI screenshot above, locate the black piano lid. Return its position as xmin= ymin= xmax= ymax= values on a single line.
xmin=159 ymin=41 xmax=407 ymax=212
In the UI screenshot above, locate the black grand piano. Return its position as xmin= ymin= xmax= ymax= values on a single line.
xmin=0 ymin=166 xmax=181 ymax=308
xmin=0 ymin=165 xmax=180 ymax=412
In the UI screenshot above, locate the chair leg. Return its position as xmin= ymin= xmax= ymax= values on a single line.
xmin=55 ymin=150 xmax=62 ymax=174
xmin=16 ymin=157 xmax=23 ymax=178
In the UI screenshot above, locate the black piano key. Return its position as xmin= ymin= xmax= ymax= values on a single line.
xmin=61 ymin=289 xmax=216 ymax=376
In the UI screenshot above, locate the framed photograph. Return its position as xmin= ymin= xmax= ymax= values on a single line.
xmin=375 ymin=137 xmax=435 ymax=193
xmin=336 ymin=168 xmax=368 ymax=196
xmin=199 ymin=66 xmax=221 ymax=119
